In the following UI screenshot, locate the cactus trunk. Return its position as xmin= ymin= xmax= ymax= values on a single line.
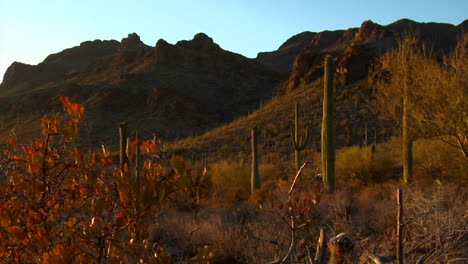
xmin=251 ymin=127 xmax=260 ymax=193
xmin=290 ymin=103 xmax=309 ymax=173
xmin=321 ymin=55 xmax=336 ymax=193
xmin=135 ymin=131 xmax=140 ymax=179
xmin=402 ymin=77 xmax=413 ymax=183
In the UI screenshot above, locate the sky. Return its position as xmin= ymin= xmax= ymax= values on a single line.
xmin=0 ymin=0 xmax=466 ymax=83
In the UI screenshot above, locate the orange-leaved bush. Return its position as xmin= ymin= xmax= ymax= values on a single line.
xmin=0 ymin=96 xmax=208 ymax=263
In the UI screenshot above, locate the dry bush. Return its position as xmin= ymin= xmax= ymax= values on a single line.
xmin=313 ymin=182 xmax=397 ymax=256
xmin=313 ymin=182 xmax=467 ymax=263
xmin=147 ymin=178 xmax=467 ymax=263
xmin=155 ymin=204 xmax=286 ymax=263
xmin=398 ymin=184 xmax=467 ymax=263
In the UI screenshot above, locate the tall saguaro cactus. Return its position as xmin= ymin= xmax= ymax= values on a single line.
xmin=290 ymin=103 xmax=309 ymax=173
xmin=321 ymin=55 xmax=336 ymax=193
xmin=119 ymin=122 xmax=129 ymax=171
xmin=135 ymin=130 xmax=140 ymax=179
xmin=251 ymin=127 xmax=261 ymax=193
xmin=402 ymin=82 xmax=413 ymax=184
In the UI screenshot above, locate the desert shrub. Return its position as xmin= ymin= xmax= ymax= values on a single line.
xmin=208 ymin=159 xmax=278 ymax=202
xmin=336 ymin=144 xmax=396 ymax=184
xmin=413 ymin=139 xmax=467 ymax=182
xmin=402 ymin=184 xmax=468 ymax=263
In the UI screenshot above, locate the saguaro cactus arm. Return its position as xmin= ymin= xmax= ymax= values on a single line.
xmin=290 ymin=125 xmax=309 ymax=150
xmin=290 ymin=103 xmax=310 ymax=173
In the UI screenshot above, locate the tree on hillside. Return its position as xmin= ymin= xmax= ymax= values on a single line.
xmin=372 ymin=35 xmax=467 ymax=181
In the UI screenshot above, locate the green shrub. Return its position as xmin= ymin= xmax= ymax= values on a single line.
xmin=413 ymin=139 xmax=467 ymax=182
xmin=209 ymin=159 xmax=277 ymax=202
xmin=336 ymin=145 xmax=395 ymax=183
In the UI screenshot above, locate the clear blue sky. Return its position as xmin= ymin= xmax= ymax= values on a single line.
xmin=0 ymin=0 xmax=466 ymax=83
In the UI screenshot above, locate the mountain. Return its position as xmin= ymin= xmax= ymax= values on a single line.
xmin=0 ymin=33 xmax=285 ymax=144
xmin=1 ymin=19 xmax=466 ymax=152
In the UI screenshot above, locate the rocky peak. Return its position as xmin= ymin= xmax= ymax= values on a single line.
xmin=121 ymin=33 xmax=144 ymax=49
xmin=154 ymin=38 xmax=171 ymax=54
xmin=1 ymin=62 xmax=35 ymax=88
xmin=176 ymin=33 xmax=220 ymax=52
xmin=279 ymin=51 xmax=323 ymax=94
xmin=386 ymin=18 xmax=419 ymax=32
xmin=354 ymin=20 xmax=391 ymax=42
xmin=154 ymin=38 xmax=182 ymax=64
xmin=459 ymin=19 xmax=468 ymax=30
xmin=278 ymin=31 xmax=316 ymax=51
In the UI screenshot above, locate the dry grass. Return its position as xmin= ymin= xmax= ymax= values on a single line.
xmin=151 ymin=177 xmax=467 ymax=263
xmin=401 ymin=184 xmax=468 ymax=263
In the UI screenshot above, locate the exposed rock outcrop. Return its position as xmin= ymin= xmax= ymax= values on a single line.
xmin=277 ymin=19 xmax=466 ymax=94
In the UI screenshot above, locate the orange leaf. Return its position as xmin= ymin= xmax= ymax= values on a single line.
xmin=7 ymin=225 xmax=26 ymax=240
xmin=79 ymin=188 xmax=86 ymax=198
xmin=140 ymin=140 xmax=158 ymax=153
xmin=53 ymin=244 xmax=65 ymax=257
xmin=101 ymin=157 xmax=113 ymax=164
xmin=115 ymin=212 xmax=128 ymax=227
xmin=130 ymin=138 xmax=140 ymax=149
xmin=8 ymin=137 xmax=16 ymax=148
xmin=79 ymin=105 xmax=85 ymax=118
xmin=71 ymin=103 xmax=79 ymax=112
xmin=66 ymin=217 xmax=77 ymax=228
xmin=39 ymin=208 xmax=48 ymax=216
xmin=59 ymin=95 xmax=70 ymax=106
xmin=46 ymin=200 xmax=55 ymax=207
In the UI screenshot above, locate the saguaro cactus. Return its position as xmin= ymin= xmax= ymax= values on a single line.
xmin=119 ymin=122 xmax=129 ymax=171
xmin=135 ymin=130 xmax=140 ymax=179
xmin=251 ymin=127 xmax=261 ymax=193
xmin=402 ymin=64 xmax=413 ymax=184
xmin=290 ymin=103 xmax=309 ymax=173
xmin=321 ymin=55 xmax=336 ymax=193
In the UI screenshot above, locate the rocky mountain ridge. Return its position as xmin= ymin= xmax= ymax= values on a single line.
xmin=0 ymin=18 xmax=466 ymax=149
xmin=0 ymin=32 xmax=284 ymax=144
